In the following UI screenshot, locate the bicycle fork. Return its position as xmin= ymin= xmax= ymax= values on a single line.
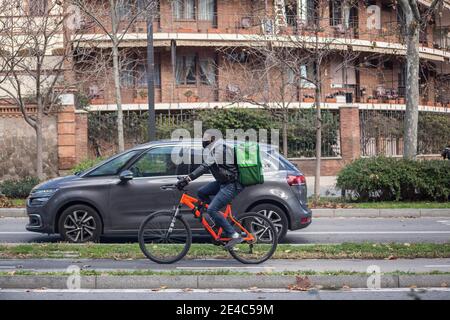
xmin=163 ymin=205 xmax=181 ymax=241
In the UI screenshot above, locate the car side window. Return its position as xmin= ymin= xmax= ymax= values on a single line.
xmin=190 ymin=148 xmax=203 ymax=172
xmin=87 ymin=150 xmax=140 ymax=177
xmin=129 ymin=146 xmax=189 ymax=177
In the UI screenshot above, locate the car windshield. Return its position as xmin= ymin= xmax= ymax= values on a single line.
xmin=86 ymin=150 xmax=141 ymax=177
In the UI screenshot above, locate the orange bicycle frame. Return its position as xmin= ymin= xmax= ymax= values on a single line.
xmin=179 ymin=193 xmax=255 ymax=242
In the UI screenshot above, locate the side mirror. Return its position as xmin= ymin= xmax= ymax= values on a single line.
xmin=119 ymin=170 xmax=134 ymax=182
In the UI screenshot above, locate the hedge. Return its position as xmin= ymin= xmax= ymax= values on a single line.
xmin=0 ymin=177 xmax=40 ymax=199
xmin=336 ymin=157 xmax=450 ymax=201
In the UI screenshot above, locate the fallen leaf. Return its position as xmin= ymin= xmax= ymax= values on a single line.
xmin=160 ymin=285 xmax=168 ymax=289
xmin=441 ymin=282 xmax=448 ymax=287
xmin=249 ymin=286 xmax=258 ymax=290
xmin=386 ymin=255 xmax=397 ymax=260
xmin=342 ymin=285 xmax=351 ymax=290
xmin=284 ymin=250 xmax=291 ymax=253
xmin=288 ymin=276 xmax=312 ymax=291
xmin=182 ymin=288 xmax=193 ymax=292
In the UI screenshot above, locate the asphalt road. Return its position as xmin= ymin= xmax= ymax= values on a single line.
xmin=1 ymin=258 xmax=450 ymax=273
xmin=1 ymin=217 xmax=450 ymax=244
xmin=1 ymin=288 xmax=449 ymax=300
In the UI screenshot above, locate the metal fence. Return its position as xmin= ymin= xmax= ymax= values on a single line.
xmin=360 ymin=110 xmax=450 ymax=156
xmin=87 ymin=109 xmax=341 ymax=159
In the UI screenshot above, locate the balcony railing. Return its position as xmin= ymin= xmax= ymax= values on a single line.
xmin=74 ymin=13 xmax=445 ymax=50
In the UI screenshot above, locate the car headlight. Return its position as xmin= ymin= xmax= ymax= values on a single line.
xmin=29 ymin=188 xmax=58 ymax=206
xmin=31 ymin=188 xmax=58 ymax=197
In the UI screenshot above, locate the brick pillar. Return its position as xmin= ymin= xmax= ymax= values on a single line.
xmin=339 ymin=105 xmax=360 ymax=161
xmin=57 ymin=105 xmax=76 ymax=171
xmin=75 ymin=110 xmax=88 ymax=163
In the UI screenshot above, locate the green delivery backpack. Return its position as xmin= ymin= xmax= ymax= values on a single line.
xmin=234 ymin=142 xmax=264 ymax=186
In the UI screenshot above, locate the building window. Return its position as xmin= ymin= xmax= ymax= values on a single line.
xmin=120 ymin=65 xmax=135 ymax=88
xmin=121 ymin=57 xmax=161 ymax=88
xmin=198 ymin=0 xmax=215 ymax=21
xmin=173 ymin=0 xmax=216 ymax=21
xmin=285 ymin=1 xmax=297 ymax=27
xmin=176 ymin=55 xmax=197 ymax=85
xmin=117 ymin=0 xmax=133 ymax=20
xmin=330 ymin=0 xmax=353 ymax=28
xmin=287 ymin=64 xmax=316 ymax=88
xmin=199 ymin=58 xmax=215 ymax=85
xmin=175 ymin=54 xmax=215 ymax=86
xmin=173 ymin=0 xmax=195 ymax=20
xmin=135 ymin=61 xmax=161 ymax=87
xmin=29 ymin=0 xmax=48 ymax=16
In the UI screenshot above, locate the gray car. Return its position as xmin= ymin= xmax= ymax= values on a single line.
xmin=26 ymin=140 xmax=312 ymax=242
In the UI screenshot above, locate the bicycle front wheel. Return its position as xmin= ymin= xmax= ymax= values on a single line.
xmin=138 ymin=210 xmax=191 ymax=264
xmin=229 ymin=212 xmax=278 ymax=264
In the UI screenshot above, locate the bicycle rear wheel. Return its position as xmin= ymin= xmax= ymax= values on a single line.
xmin=138 ymin=210 xmax=191 ymax=264
xmin=228 ymin=212 xmax=278 ymax=264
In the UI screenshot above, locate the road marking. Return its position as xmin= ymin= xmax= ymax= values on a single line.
xmin=0 ymin=232 xmax=31 ymax=234
xmin=292 ymin=231 xmax=450 ymax=235
xmin=176 ymin=266 xmax=274 ymax=270
xmin=424 ymin=265 xmax=450 ymax=268
xmin=437 ymin=220 xmax=450 ymax=226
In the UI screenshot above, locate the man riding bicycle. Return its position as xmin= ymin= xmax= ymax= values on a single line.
xmin=176 ymin=133 xmax=244 ymax=249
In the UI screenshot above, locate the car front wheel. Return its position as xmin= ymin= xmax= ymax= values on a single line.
xmin=58 ymin=205 xmax=102 ymax=243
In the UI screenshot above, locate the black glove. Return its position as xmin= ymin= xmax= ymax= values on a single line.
xmin=176 ymin=176 xmax=191 ymax=190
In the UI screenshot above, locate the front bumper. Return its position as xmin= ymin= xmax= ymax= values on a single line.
xmin=26 ymin=204 xmax=53 ymax=234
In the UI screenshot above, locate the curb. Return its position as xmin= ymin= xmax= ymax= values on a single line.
xmin=313 ymin=208 xmax=450 ymax=218
xmin=2 ymin=208 xmax=450 ymax=218
xmin=0 ymin=275 xmax=448 ymax=290
xmin=0 ymin=208 xmax=26 ymax=218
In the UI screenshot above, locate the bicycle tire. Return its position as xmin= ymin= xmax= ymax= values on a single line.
xmin=138 ymin=210 xmax=192 ymax=264
xmin=228 ymin=212 xmax=278 ymax=264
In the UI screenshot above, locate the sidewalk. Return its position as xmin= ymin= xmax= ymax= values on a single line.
xmin=1 ymin=258 xmax=450 ymax=273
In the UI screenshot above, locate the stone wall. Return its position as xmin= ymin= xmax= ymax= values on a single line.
xmin=0 ymin=109 xmax=58 ymax=181
xmin=0 ymin=96 xmax=87 ymax=181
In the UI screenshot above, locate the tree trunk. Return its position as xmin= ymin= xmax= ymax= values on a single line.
xmin=110 ymin=0 xmax=125 ymax=152
xmin=282 ymin=111 xmax=288 ymax=157
xmin=35 ymin=110 xmax=44 ymax=181
xmin=112 ymin=42 xmax=125 ymax=152
xmin=314 ymin=69 xmax=322 ymax=199
xmin=403 ymin=18 xmax=420 ymax=159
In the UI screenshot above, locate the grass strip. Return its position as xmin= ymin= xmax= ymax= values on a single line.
xmin=1 ymin=270 xmax=449 ymax=277
xmin=0 ymin=242 xmax=449 ymax=260
xmin=308 ymin=198 xmax=450 ymax=209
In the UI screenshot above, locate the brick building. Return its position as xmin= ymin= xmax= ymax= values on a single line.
xmin=74 ymin=0 xmax=450 ymax=109
xmin=1 ymin=0 xmax=450 ymax=178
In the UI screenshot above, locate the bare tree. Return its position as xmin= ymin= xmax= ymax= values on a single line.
xmin=218 ymin=47 xmax=305 ymax=157
xmin=221 ymin=0 xmax=359 ymax=198
xmin=398 ymin=0 xmax=443 ymax=159
xmin=70 ymin=0 xmax=156 ymax=152
xmin=0 ymin=0 xmax=89 ymax=179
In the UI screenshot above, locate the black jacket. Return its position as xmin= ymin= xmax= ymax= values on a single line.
xmin=188 ymin=139 xmax=238 ymax=184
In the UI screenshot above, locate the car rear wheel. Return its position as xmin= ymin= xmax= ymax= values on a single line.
xmin=251 ymin=203 xmax=288 ymax=241
xmin=58 ymin=205 xmax=102 ymax=243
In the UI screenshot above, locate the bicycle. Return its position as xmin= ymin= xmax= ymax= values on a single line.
xmin=138 ymin=183 xmax=278 ymax=264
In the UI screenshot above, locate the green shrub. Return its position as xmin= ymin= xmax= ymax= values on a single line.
xmin=0 ymin=177 xmax=40 ymax=199
xmin=71 ymin=157 xmax=105 ymax=174
xmin=336 ymin=157 xmax=450 ymax=202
